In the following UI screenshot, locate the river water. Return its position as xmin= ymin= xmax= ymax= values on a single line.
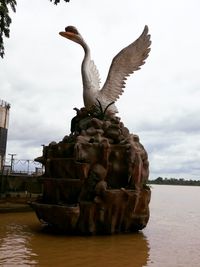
xmin=0 ymin=185 xmax=200 ymax=266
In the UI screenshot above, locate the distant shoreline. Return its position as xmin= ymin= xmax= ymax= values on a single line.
xmin=148 ymin=177 xmax=200 ymax=186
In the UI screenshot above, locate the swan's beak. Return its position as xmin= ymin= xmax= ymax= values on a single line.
xmin=59 ymin=31 xmax=75 ymax=39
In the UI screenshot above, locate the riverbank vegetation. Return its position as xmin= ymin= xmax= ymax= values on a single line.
xmin=148 ymin=177 xmax=200 ymax=186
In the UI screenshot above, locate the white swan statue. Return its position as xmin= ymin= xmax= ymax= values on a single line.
xmin=59 ymin=25 xmax=151 ymax=114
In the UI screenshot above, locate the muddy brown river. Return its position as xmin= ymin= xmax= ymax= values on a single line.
xmin=0 ymin=185 xmax=200 ymax=266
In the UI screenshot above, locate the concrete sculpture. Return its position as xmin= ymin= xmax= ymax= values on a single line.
xmin=30 ymin=26 xmax=151 ymax=234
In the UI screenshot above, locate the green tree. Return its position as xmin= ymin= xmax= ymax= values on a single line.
xmin=0 ymin=0 xmax=70 ymax=58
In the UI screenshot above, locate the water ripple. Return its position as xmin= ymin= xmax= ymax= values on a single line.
xmin=0 ymin=223 xmax=37 ymax=266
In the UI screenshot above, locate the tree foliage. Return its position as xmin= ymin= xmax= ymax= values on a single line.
xmin=0 ymin=0 xmax=70 ymax=58
xmin=148 ymin=177 xmax=200 ymax=186
xmin=0 ymin=0 xmax=17 ymax=58
xmin=50 ymin=0 xmax=70 ymax=4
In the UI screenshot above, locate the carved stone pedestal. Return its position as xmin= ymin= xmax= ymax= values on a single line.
xmin=30 ymin=107 xmax=151 ymax=234
xmin=30 ymin=187 xmax=150 ymax=234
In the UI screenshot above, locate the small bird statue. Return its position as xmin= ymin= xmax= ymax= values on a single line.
xmin=59 ymin=25 xmax=151 ymax=115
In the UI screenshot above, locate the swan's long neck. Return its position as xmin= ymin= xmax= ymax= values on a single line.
xmin=80 ymin=40 xmax=98 ymax=108
xmin=81 ymin=42 xmax=91 ymax=90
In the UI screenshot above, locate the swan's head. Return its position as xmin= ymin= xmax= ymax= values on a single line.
xmin=59 ymin=26 xmax=83 ymax=45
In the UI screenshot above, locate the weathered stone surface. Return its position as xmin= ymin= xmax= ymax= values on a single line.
xmin=32 ymin=108 xmax=151 ymax=234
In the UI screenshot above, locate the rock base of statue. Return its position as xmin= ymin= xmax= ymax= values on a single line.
xmin=30 ymin=106 xmax=151 ymax=234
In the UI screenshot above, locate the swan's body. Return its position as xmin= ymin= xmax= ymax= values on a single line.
xmin=59 ymin=25 xmax=151 ymax=114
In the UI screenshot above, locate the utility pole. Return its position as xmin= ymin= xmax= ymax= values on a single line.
xmin=8 ymin=153 xmax=17 ymax=172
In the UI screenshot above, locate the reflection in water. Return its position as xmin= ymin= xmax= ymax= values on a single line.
xmin=0 ymin=212 xmax=149 ymax=267
xmin=31 ymin=230 xmax=149 ymax=267
xmin=0 ymin=222 xmax=37 ymax=266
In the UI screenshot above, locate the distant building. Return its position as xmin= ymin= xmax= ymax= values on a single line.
xmin=0 ymin=99 xmax=10 ymax=171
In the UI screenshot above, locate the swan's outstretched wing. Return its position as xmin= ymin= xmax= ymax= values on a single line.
xmin=100 ymin=25 xmax=151 ymax=102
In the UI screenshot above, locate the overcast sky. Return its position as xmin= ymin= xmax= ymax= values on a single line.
xmin=0 ymin=0 xmax=200 ymax=179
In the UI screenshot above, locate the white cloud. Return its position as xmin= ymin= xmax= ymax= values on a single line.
xmin=1 ymin=0 xmax=200 ymax=179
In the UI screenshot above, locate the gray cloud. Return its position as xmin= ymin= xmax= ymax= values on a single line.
xmin=1 ymin=0 xmax=200 ymax=179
